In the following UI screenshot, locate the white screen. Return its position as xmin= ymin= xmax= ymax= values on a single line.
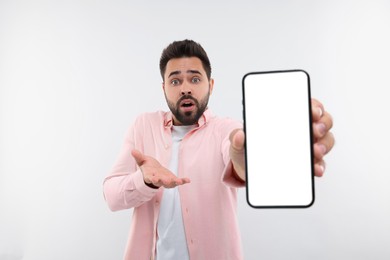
xmin=243 ymin=70 xmax=314 ymax=208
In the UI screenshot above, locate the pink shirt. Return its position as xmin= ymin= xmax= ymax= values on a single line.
xmin=103 ymin=109 xmax=245 ymax=260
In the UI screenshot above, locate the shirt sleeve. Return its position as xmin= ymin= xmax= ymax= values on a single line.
xmin=103 ymin=118 xmax=159 ymax=211
xmin=222 ymin=160 xmax=246 ymax=188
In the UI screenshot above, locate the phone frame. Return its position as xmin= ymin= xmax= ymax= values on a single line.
xmin=242 ymin=70 xmax=315 ymax=209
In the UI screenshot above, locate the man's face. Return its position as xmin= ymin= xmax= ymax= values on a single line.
xmin=163 ymin=57 xmax=214 ymax=126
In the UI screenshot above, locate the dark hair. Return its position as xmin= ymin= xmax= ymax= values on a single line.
xmin=159 ymin=39 xmax=212 ymax=80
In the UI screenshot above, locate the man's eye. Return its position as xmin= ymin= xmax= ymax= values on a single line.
xmin=192 ymin=77 xmax=200 ymax=83
xmin=171 ymin=79 xmax=180 ymax=86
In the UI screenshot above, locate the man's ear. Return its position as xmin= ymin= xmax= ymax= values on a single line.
xmin=162 ymin=82 xmax=165 ymax=91
xmin=209 ymin=78 xmax=214 ymax=95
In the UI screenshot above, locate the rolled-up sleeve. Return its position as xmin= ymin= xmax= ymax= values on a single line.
xmin=103 ymin=119 xmax=159 ymax=211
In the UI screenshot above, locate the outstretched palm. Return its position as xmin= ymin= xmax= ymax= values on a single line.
xmin=131 ymin=149 xmax=191 ymax=188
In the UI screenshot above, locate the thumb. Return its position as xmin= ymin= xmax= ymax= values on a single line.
xmin=230 ymin=129 xmax=245 ymax=151
xmin=131 ymin=149 xmax=146 ymax=166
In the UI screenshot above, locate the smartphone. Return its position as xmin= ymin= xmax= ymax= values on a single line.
xmin=242 ymin=70 xmax=315 ymax=208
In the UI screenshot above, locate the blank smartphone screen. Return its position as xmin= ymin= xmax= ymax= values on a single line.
xmin=243 ymin=70 xmax=314 ymax=208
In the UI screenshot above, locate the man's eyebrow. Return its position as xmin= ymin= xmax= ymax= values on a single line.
xmin=168 ymin=70 xmax=202 ymax=78
xmin=187 ymin=70 xmax=202 ymax=75
xmin=168 ymin=70 xmax=181 ymax=78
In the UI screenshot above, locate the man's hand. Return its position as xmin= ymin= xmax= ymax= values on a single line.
xmin=131 ymin=149 xmax=191 ymax=189
xmin=311 ymin=98 xmax=335 ymax=177
xmin=229 ymin=98 xmax=335 ymax=181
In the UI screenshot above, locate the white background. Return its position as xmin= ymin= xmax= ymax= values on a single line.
xmin=1 ymin=1 xmax=389 ymax=259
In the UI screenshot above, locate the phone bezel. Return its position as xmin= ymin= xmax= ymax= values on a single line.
xmin=242 ymin=70 xmax=315 ymax=209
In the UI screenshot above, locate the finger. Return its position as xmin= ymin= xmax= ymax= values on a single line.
xmin=314 ymin=160 xmax=326 ymax=177
xmin=229 ymin=129 xmax=245 ymax=151
xmin=181 ymin=178 xmax=191 ymax=184
xmin=311 ymin=98 xmax=324 ymax=122
xmin=161 ymin=177 xmax=181 ymax=188
xmin=131 ymin=149 xmax=146 ymax=166
xmin=175 ymin=177 xmax=191 ymax=185
xmin=161 ymin=176 xmax=177 ymax=186
xmin=162 ymin=177 xmax=191 ymax=188
xmin=313 ymin=111 xmax=334 ymax=139
xmin=313 ymin=132 xmax=335 ymax=160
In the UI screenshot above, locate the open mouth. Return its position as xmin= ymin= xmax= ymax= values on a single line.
xmin=180 ymin=99 xmax=195 ymax=112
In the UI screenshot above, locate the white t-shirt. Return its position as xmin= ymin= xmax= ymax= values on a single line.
xmin=156 ymin=125 xmax=196 ymax=260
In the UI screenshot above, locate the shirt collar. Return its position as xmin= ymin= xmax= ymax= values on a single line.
xmin=164 ymin=108 xmax=212 ymax=128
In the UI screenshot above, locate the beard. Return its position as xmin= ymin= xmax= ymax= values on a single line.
xmin=165 ymin=92 xmax=210 ymax=126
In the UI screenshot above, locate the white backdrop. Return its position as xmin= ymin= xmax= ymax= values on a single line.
xmin=1 ymin=1 xmax=390 ymax=259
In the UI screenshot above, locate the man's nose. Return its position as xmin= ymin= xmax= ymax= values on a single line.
xmin=180 ymin=83 xmax=192 ymax=95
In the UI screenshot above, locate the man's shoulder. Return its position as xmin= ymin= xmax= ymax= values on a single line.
xmin=135 ymin=110 xmax=167 ymax=120
xmin=206 ymin=115 xmax=242 ymax=137
xmin=132 ymin=110 xmax=168 ymax=125
xmin=209 ymin=115 xmax=242 ymax=128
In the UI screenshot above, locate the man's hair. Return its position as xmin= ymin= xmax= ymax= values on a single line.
xmin=159 ymin=39 xmax=212 ymax=80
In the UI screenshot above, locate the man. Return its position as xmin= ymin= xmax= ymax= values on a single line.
xmin=103 ymin=39 xmax=334 ymax=260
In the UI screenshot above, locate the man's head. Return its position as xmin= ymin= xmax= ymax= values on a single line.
xmin=160 ymin=40 xmax=214 ymax=126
